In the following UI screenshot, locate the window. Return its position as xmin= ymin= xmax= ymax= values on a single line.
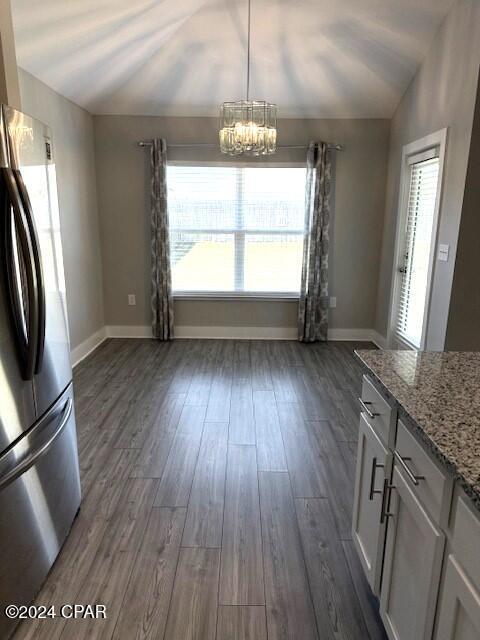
xmin=395 ymin=152 xmax=440 ymax=348
xmin=167 ymin=165 xmax=306 ymax=295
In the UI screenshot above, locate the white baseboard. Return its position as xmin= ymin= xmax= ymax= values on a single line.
xmin=106 ymin=324 xmax=296 ymax=340
xmin=370 ymin=330 xmax=388 ymax=349
xmin=327 ymin=328 xmax=387 ymax=349
xmin=105 ymin=324 xmax=385 ymax=344
xmin=175 ymin=325 xmax=298 ymax=339
xmin=70 ymin=326 xmax=108 ymax=367
xmin=327 ymin=328 xmax=372 ymax=342
xmin=106 ymin=325 xmax=153 ymax=338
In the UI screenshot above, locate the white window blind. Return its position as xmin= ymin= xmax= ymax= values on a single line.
xmin=396 ymin=155 xmax=440 ymax=348
xmin=167 ymin=165 xmax=306 ymax=294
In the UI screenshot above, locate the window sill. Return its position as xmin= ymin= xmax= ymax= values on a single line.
xmin=173 ymin=292 xmax=300 ymax=302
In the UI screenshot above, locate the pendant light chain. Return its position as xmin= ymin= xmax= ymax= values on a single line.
xmin=246 ymin=0 xmax=251 ymax=101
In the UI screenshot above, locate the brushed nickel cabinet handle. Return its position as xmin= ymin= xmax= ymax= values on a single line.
xmin=358 ymin=397 xmax=380 ymax=419
xmin=380 ymin=478 xmax=395 ymax=524
xmin=369 ymin=456 xmax=384 ymax=501
xmin=394 ymin=451 xmax=425 ymax=486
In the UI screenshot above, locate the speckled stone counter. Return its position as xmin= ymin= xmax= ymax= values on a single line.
xmin=355 ymin=349 xmax=480 ymax=508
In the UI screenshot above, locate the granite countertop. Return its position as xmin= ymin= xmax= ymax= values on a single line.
xmin=355 ymin=349 xmax=480 ymax=505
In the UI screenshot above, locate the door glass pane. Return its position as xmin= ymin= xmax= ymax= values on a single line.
xmin=396 ymin=157 xmax=440 ymax=348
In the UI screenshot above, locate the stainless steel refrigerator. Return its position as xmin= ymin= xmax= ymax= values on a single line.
xmin=0 ymin=105 xmax=81 ymax=638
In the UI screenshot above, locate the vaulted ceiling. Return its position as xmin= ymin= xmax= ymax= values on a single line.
xmin=12 ymin=0 xmax=456 ymax=118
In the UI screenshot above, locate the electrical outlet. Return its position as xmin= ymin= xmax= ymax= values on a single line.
xmin=128 ymin=294 xmax=136 ymax=306
xmin=329 ymin=297 xmax=337 ymax=308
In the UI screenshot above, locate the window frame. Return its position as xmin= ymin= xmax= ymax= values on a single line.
xmin=167 ymin=161 xmax=307 ymax=300
xmin=387 ymin=129 xmax=447 ymax=351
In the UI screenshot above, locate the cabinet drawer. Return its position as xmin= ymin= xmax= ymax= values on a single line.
xmin=360 ymin=375 xmax=392 ymax=446
xmin=395 ymin=419 xmax=451 ymax=524
xmin=452 ymin=495 xmax=480 ymax=587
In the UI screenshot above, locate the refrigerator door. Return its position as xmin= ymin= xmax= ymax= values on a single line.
xmin=0 ymin=109 xmax=37 ymax=454
xmin=3 ymin=106 xmax=72 ymax=417
xmin=0 ymin=383 xmax=81 ymax=640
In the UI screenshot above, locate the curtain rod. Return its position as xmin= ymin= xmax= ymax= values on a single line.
xmin=138 ymin=141 xmax=343 ymax=151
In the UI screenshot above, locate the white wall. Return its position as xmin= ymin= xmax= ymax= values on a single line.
xmin=18 ymin=69 xmax=105 ymax=352
xmin=375 ymin=0 xmax=480 ymax=349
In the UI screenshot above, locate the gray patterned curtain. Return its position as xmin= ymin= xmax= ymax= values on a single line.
xmin=298 ymin=141 xmax=331 ymax=342
xmin=150 ymin=139 xmax=174 ymax=340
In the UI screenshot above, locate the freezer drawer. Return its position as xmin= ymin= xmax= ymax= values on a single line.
xmin=0 ymin=384 xmax=81 ymax=639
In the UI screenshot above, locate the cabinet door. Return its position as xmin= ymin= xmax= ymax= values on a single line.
xmin=435 ymin=555 xmax=480 ymax=640
xmin=352 ymin=413 xmax=391 ymax=594
xmin=380 ymin=467 xmax=445 ymax=640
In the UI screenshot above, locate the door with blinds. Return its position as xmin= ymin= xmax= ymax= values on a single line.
xmin=391 ymin=147 xmax=441 ymax=350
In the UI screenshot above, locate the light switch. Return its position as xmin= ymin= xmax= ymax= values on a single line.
xmin=128 ymin=294 xmax=136 ymax=306
xmin=438 ymin=244 xmax=449 ymax=262
xmin=329 ymin=297 xmax=337 ymax=308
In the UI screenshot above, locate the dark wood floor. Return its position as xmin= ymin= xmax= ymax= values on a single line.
xmin=13 ymin=338 xmax=387 ymax=640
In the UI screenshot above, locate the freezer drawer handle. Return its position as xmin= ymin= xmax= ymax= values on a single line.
xmin=0 ymin=398 xmax=73 ymax=491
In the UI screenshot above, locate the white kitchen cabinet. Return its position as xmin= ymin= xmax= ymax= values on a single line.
xmin=353 ymin=373 xmax=480 ymax=640
xmin=435 ymin=555 xmax=480 ymax=640
xmin=380 ymin=467 xmax=445 ymax=640
xmin=352 ymin=413 xmax=392 ymax=594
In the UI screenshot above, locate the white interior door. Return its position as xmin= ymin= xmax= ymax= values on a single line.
xmin=389 ymin=130 xmax=446 ymax=351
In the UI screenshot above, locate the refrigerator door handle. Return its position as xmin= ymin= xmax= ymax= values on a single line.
xmin=1 ymin=175 xmax=25 ymax=359
xmin=1 ymin=166 xmax=39 ymax=381
xmin=0 ymin=397 xmax=73 ymax=492
xmin=13 ymin=167 xmax=46 ymax=373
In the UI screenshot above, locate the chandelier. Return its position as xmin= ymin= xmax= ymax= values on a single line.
xmin=219 ymin=0 xmax=277 ymax=156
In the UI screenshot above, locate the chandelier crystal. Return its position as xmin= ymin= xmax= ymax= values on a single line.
xmin=219 ymin=101 xmax=277 ymax=156
xmin=219 ymin=0 xmax=277 ymax=156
